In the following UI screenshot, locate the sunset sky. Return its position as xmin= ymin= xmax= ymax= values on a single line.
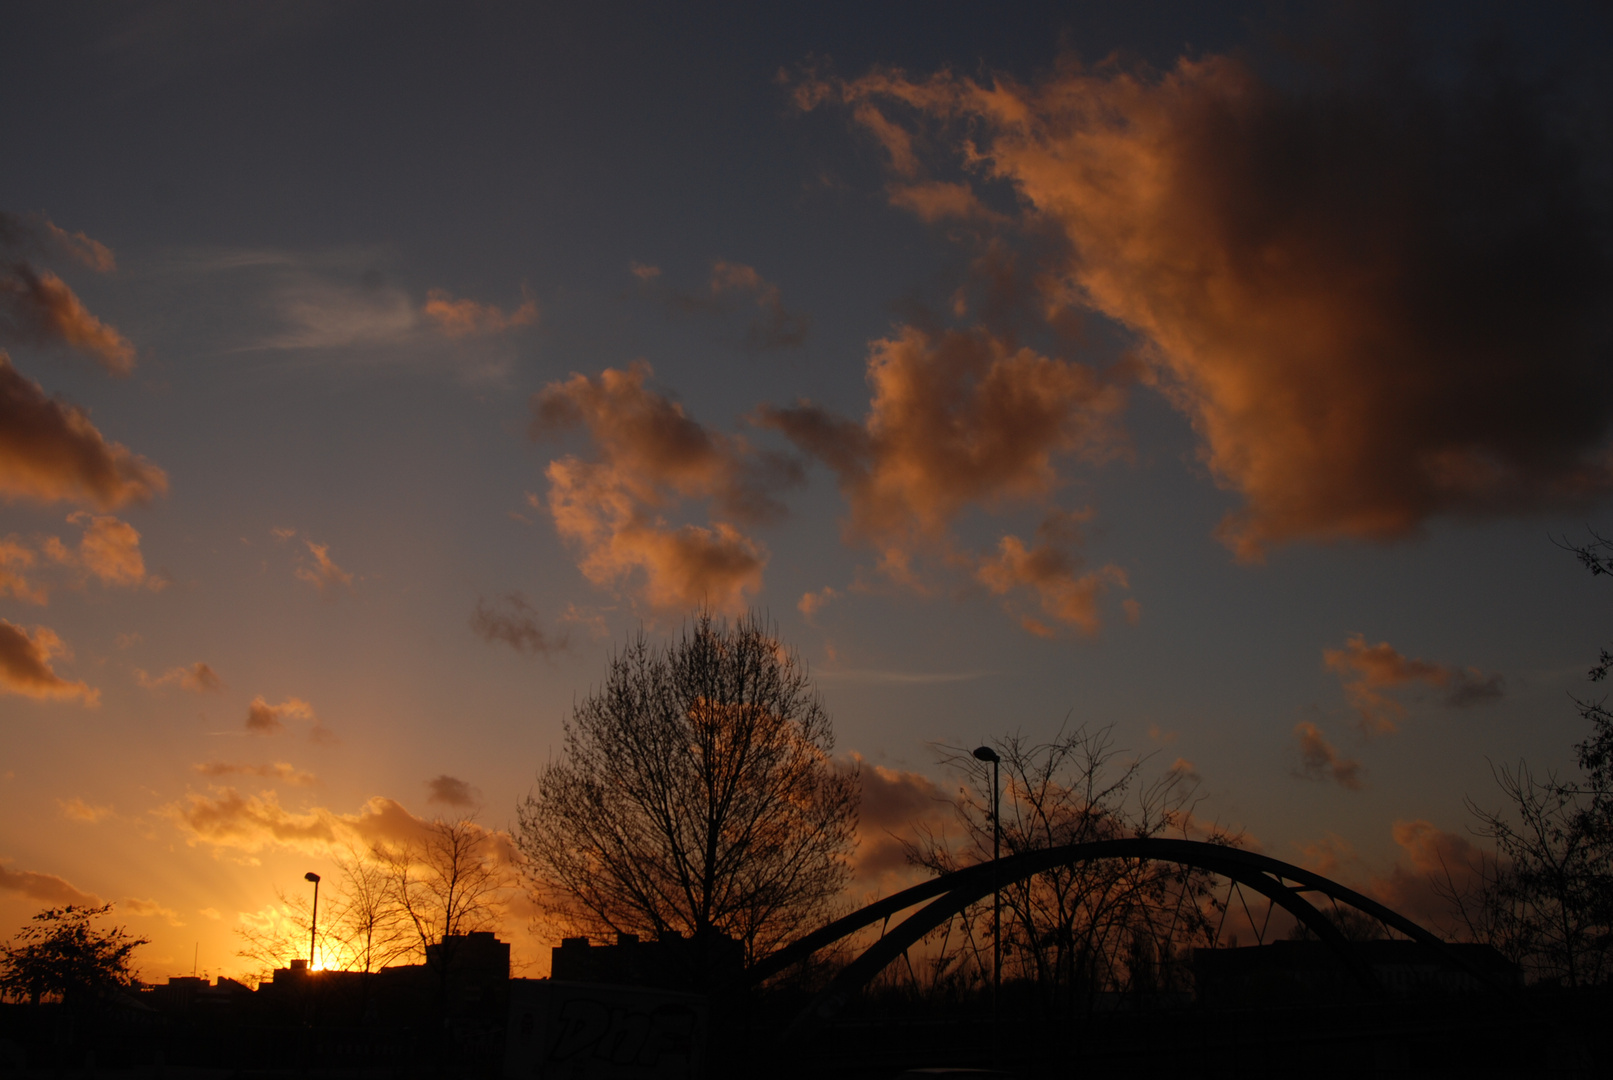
xmin=4 ymin=2 xmax=1612 ymax=982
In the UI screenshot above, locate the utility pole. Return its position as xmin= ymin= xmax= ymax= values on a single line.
xmin=304 ymin=871 xmax=321 ymax=968
xmin=972 ymin=745 xmax=1002 ymax=1054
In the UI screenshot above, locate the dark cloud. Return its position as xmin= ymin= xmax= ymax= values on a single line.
xmin=0 ymin=861 xmax=101 ymax=906
xmin=653 ymin=260 xmax=810 ymax=351
xmin=244 ymin=695 xmax=315 ymax=736
xmin=469 ymin=592 xmax=567 ymax=656
xmin=425 ymin=775 xmax=480 ymax=808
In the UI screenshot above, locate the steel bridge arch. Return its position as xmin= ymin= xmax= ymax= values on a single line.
xmin=742 ymin=838 xmax=1495 ymax=1034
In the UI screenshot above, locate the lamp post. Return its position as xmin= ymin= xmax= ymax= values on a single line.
xmin=972 ymin=745 xmax=1001 ymax=1044
xmin=304 ymin=872 xmax=321 ymax=969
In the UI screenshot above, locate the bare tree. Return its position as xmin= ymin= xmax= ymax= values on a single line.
xmin=516 ymin=610 xmax=859 ymax=968
xmin=907 ymin=724 xmax=1223 ymax=1015
xmin=234 ymin=890 xmax=312 ymax=982
xmin=1464 ymin=761 xmax=1611 ymax=985
xmin=236 ymin=832 xmax=503 ymax=983
xmin=1443 ymin=533 xmax=1613 ymax=985
xmin=375 ymin=817 xmax=514 ymax=988
xmin=322 ymin=845 xmax=416 ymax=974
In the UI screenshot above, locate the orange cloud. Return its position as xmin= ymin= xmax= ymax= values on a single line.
xmin=3 ymin=512 xmax=151 ymax=601
xmin=798 ymin=585 xmax=838 ymax=620
xmin=1292 ymin=722 xmax=1362 ymax=790
xmin=192 ymin=761 xmax=317 ymax=787
xmin=244 ymin=695 xmax=315 ymax=736
xmin=0 ymin=353 xmax=167 ymax=508
xmin=848 ymin=756 xmax=954 ymax=891
xmin=0 ymin=213 xmax=131 ymax=374
xmin=161 ymin=789 xmax=434 ymax=858
xmin=887 ymin=180 xmax=1004 ymax=224
xmin=0 ymin=861 xmax=101 ymax=905
xmin=136 ymin=661 xmax=223 ymax=693
xmin=57 ymin=511 xmax=146 ymax=586
xmin=469 ymin=592 xmax=567 ymax=655
xmin=0 ymin=266 xmax=135 ymax=375
xmin=421 ymin=287 xmax=539 ymax=337
xmin=532 ymin=362 xmax=793 ymax=612
xmin=160 ymin=789 xmax=515 ymax=867
xmin=0 ymin=619 xmax=97 ymax=705
xmin=809 ymin=51 xmax=1613 ymax=558
xmin=974 ymin=527 xmax=1127 ymax=637
xmin=294 ymin=540 xmax=354 ymax=598
xmin=0 ymin=537 xmax=46 ymax=604
xmin=1324 ymin=635 xmax=1504 ymax=735
xmin=59 ymin=797 xmax=114 ymax=823
xmin=759 ymin=324 xmax=1126 ymax=624
xmin=1368 ymin=819 xmax=1492 ymax=930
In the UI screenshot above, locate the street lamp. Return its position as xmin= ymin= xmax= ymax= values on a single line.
xmin=972 ymin=745 xmax=1001 ymax=1038
xmin=304 ymin=872 xmax=321 ymax=969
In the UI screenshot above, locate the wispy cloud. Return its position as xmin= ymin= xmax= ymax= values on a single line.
xmin=1292 ymin=722 xmax=1364 ymax=790
xmin=646 ymin=259 xmax=810 ymax=350
xmin=193 ymin=761 xmax=317 ymax=787
xmin=1324 ymin=635 xmax=1504 ymax=735
xmin=422 ymin=288 xmax=538 ymax=337
xmin=137 ymin=661 xmax=223 ymax=693
xmin=59 ymin=796 xmax=114 ymax=823
xmin=244 ymin=696 xmax=316 ymax=737
xmin=469 ymin=592 xmax=567 ymax=655
xmin=814 ymin=668 xmax=995 ymax=685
xmin=294 ymin=540 xmax=354 ymax=599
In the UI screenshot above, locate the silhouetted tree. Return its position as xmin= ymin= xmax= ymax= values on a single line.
xmin=235 ymin=829 xmax=504 ymax=981
xmin=324 ymin=844 xmax=416 ymax=974
xmin=0 ymin=904 xmax=147 ymax=1007
xmin=1443 ymin=534 xmax=1613 ymax=985
xmin=516 ymin=610 xmax=859 ymax=966
xmin=1463 ymin=760 xmax=1610 ymax=984
xmin=376 ymin=816 xmax=514 ymax=986
xmin=907 ymin=724 xmax=1223 ymax=1013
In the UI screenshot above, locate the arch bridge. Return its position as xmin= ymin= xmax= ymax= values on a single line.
xmin=742 ymin=838 xmax=1497 ymax=1034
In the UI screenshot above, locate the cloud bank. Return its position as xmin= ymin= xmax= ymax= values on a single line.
xmin=807 ymin=47 xmax=1613 ymax=558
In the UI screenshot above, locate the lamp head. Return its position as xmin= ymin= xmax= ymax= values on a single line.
xmin=972 ymin=746 xmax=1000 ymax=764
xmin=304 ymin=872 xmax=321 ymax=883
